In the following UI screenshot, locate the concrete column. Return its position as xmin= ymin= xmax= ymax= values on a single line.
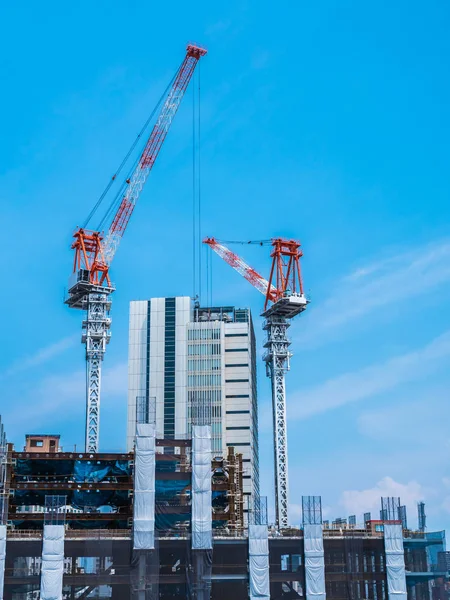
xmin=304 ymin=523 xmax=326 ymax=600
xmin=0 ymin=525 xmax=5 ymax=600
xmin=133 ymin=423 xmax=156 ymax=550
xmin=40 ymin=524 xmax=65 ymax=600
xmin=248 ymin=524 xmax=270 ymax=600
xmin=384 ymin=523 xmax=407 ymax=600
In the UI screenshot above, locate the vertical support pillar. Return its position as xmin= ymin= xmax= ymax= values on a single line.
xmin=133 ymin=423 xmax=156 ymax=550
xmin=384 ymin=523 xmax=407 ymax=600
xmin=83 ymin=292 xmax=112 ymax=453
xmin=304 ymin=524 xmax=326 ymax=600
xmin=0 ymin=526 xmax=5 ymax=600
xmin=192 ymin=425 xmax=212 ymax=599
xmin=192 ymin=425 xmax=212 ymax=550
xmin=248 ymin=524 xmax=270 ymax=600
xmin=263 ymin=316 xmax=291 ymax=529
xmin=40 ymin=525 xmax=65 ymax=600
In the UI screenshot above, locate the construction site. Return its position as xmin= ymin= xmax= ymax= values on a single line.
xmin=0 ymin=43 xmax=448 ymax=600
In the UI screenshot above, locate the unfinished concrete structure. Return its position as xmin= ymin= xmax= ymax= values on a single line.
xmin=0 ymin=430 xmax=447 ymax=600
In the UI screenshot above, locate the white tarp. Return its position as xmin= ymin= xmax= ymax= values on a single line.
xmin=40 ymin=524 xmax=64 ymax=600
xmin=384 ymin=523 xmax=407 ymax=600
xmin=249 ymin=524 xmax=270 ymax=600
xmin=192 ymin=425 xmax=212 ymax=550
xmin=0 ymin=525 xmax=5 ymax=600
xmin=133 ymin=423 xmax=156 ymax=550
xmin=304 ymin=523 xmax=326 ymax=600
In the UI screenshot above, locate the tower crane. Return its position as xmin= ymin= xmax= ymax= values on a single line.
xmin=203 ymin=237 xmax=308 ymax=528
xmin=66 ymin=44 xmax=207 ymax=453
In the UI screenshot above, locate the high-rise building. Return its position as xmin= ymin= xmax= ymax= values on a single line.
xmin=127 ymin=297 xmax=260 ymax=504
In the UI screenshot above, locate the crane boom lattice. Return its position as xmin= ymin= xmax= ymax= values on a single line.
xmin=203 ymin=236 xmax=308 ymax=528
xmin=66 ymin=44 xmax=206 ymax=453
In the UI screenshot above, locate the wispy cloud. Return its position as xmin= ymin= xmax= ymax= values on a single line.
xmin=301 ymin=239 xmax=450 ymax=344
xmin=3 ymin=361 xmax=127 ymax=437
xmin=0 ymin=334 xmax=78 ymax=380
xmin=289 ymin=329 xmax=450 ymax=420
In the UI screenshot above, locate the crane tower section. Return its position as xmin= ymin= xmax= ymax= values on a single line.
xmin=66 ymin=44 xmax=206 ymax=453
xmin=204 ymin=237 xmax=307 ymax=529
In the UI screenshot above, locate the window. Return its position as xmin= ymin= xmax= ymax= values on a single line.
xmin=226 ymin=395 xmax=249 ymax=398
xmin=226 ymin=410 xmax=250 ymax=414
xmin=226 ymin=442 xmax=250 ymax=447
xmin=225 ymin=363 xmax=248 ymax=368
xmin=226 ymin=426 xmax=250 ymax=430
xmin=225 ymin=348 xmax=247 ymax=352
xmin=225 ymin=379 xmax=249 ymax=383
xmin=30 ymin=440 xmax=43 ymax=447
xmin=225 ymin=333 xmax=248 ymax=338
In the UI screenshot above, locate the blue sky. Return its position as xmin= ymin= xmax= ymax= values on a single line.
xmin=1 ymin=0 xmax=450 ymax=531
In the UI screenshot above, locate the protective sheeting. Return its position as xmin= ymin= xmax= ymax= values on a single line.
xmin=15 ymin=458 xmax=131 ymax=481
xmin=384 ymin=523 xmax=407 ymax=600
xmin=0 ymin=525 xmax=5 ymax=600
xmin=40 ymin=524 xmax=64 ymax=600
xmin=133 ymin=423 xmax=156 ymax=550
xmin=192 ymin=425 xmax=212 ymax=550
xmin=248 ymin=524 xmax=270 ymax=600
xmin=304 ymin=523 xmax=326 ymax=600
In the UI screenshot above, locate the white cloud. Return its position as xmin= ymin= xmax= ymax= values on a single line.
xmin=301 ymin=239 xmax=450 ymax=345
xmin=289 ymin=329 xmax=450 ymax=420
xmin=0 ymin=334 xmax=78 ymax=379
xmin=341 ymin=476 xmax=426 ymax=523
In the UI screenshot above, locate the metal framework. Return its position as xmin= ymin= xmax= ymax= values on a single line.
xmin=204 ymin=237 xmax=308 ymax=528
xmin=381 ymin=496 xmax=401 ymax=521
xmin=418 ymin=501 xmax=426 ymax=532
xmin=66 ymin=44 xmax=206 ymax=452
xmin=302 ymin=495 xmax=323 ymax=525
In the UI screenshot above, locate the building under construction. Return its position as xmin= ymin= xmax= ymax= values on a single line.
xmin=0 ymin=427 xmax=447 ymax=600
xmin=0 ymin=38 xmax=448 ymax=600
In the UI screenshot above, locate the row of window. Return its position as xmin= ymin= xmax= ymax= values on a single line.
xmin=187 ymin=343 xmax=221 ymax=356
xmin=188 ymin=358 xmax=221 ymax=372
xmin=187 ymin=374 xmax=221 ymax=387
xmin=188 ymin=328 xmax=221 ymax=340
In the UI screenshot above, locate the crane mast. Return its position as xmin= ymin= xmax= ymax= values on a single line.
xmin=66 ymin=44 xmax=206 ymax=453
xmin=204 ymin=237 xmax=308 ymax=528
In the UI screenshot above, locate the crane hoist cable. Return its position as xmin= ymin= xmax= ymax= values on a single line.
xmin=82 ymin=70 xmax=179 ymax=230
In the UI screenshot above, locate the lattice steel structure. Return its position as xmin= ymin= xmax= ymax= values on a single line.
xmin=205 ymin=237 xmax=308 ymax=528
xmin=418 ymin=501 xmax=426 ymax=532
xmin=399 ymin=505 xmax=408 ymax=529
xmin=302 ymin=495 xmax=323 ymax=525
xmin=381 ymin=496 xmax=400 ymax=521
xmin=44 ymin=495 xmax=67 ymax=525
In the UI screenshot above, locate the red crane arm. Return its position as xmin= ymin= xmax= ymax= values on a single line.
xmin=204 ymin=237 xmax=306 ymax=312
xmin=203 ymin=237 xmax=278 ymax=302
xmin=69 ymin=44 xmax=206 ymax=293
xmin=102 ymin=44 xmax=207 ymax=266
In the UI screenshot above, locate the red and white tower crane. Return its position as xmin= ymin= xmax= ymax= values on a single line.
xmin=204 ymin=237 xmax=308 ymax=529
xmin=66 ymin=44 xmax=207 ymax=453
